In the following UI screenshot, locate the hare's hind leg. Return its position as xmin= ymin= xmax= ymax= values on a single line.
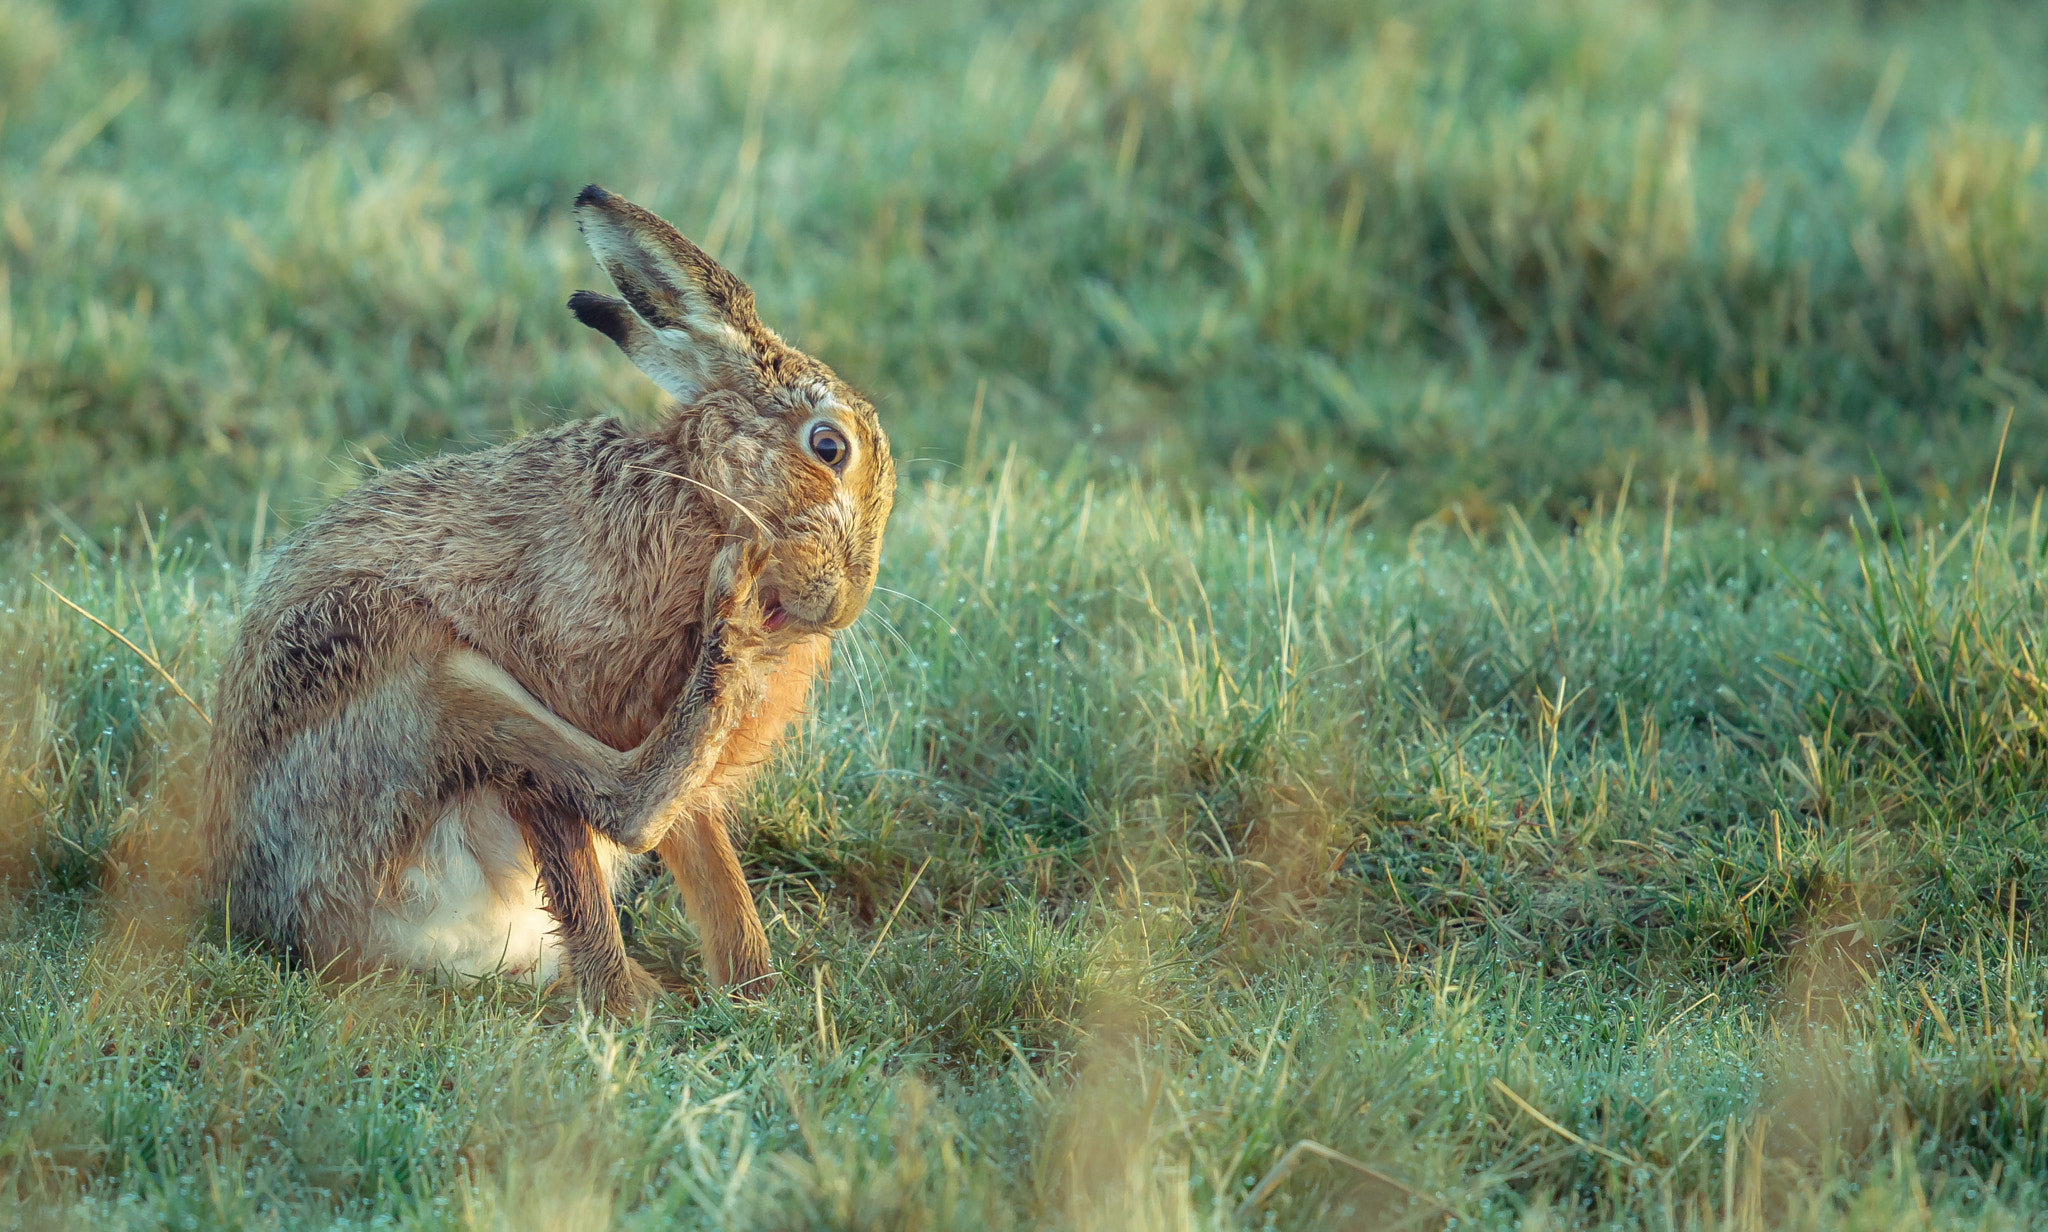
xmin=423 ymin=553 xmax=771 ymax=1008
xmin=222 ymin=655 xmax=449 ymax=967
xmin=225 ymin=631 xmax=686 ymax=1013
xmin=436 ymin=648 xmax=768 ymax=999
xmin=427 ymin=650 xmax=661 ymax=1010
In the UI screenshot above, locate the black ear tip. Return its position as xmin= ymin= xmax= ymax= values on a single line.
xmin=568 ymin=290 xmax=633 ymax=346
xmin=575 ymin=184 xmax=613 ymax=209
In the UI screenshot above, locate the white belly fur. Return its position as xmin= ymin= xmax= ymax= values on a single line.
xmin=363 ymin=788 xmax=634 ymax=984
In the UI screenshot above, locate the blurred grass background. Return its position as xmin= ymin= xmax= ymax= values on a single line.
xmin=7 ymin=0 xmax=2048 ymax=1227
xmin=5 ymin=0 xmax=2048 ymax=531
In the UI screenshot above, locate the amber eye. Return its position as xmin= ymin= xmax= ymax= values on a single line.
xmin=809 ymin=423 xmax=851 ymax=471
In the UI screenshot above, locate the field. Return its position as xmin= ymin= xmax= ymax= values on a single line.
xmin=4 ymin=0 xmax=2048 ymax=1227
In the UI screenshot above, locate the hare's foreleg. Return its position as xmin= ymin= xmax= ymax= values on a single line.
xmin=648 ymin=635 xmax=825 ymax=997
xmin=426 ymin=635 xmax=761 ymax=1004
xmin=655 ymin=811 xmax=772 ymax=994
xmin=507 ymin=794 xmax=662 ymax=1012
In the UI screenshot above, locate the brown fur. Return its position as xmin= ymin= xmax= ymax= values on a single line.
xmin=200 ymin=186 xmax=894 ymax=1012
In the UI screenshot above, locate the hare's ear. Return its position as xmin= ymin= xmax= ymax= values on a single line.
xmin=568 ymin=184 xmax=767 ymax=404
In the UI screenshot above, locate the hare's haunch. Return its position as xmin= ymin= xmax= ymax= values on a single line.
xmin=200 ymin=186 xmax=895 ymax=1012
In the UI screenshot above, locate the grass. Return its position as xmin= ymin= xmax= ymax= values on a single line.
xmin=6 ymin=0 xmax=2048 ymax=1226
xmin=5 ymin=469 xmax=2048 ymax=1227
xmin=6 ymin=0 xmax=2048 ymax=528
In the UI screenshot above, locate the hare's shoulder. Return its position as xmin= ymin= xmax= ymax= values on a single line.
xmin=349 ymin=416 xmax=640 ymax=498
xmin=248 ymin=416 xmax=694 ymax=648
xmin=293 ymin=417 xmax=670 ymax=544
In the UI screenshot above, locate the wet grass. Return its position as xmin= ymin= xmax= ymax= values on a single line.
xmin=5 ymin=0 xmax=2048 ymax=529
xmin=9 ymin=0 xmax=2048 ymax=1225
xmin=4 ymin=469 xmax=2048 ymax=1227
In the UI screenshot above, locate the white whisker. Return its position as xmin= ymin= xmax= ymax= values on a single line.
xmin=628 ymin=464 xmax=775 ymax=539
xmin=873 ymin=585 xmax=964 ymax=642
xmin=856 ymin=622 xmax=890 ymax=725
xmin=844 ymin=621 xmax=883 ymax=728
xmin=863 ymin=605 xmax=914 ymax=656
xmin=830 ymin=622 xmax=875 ymax=726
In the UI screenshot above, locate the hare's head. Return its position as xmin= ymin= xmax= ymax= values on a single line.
xmin=568 ymin=185 xmax=894 ymax=635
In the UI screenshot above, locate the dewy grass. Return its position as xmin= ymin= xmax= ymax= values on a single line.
xmin=5 ymin=0 xmax=2048 ymax=527
xmin=2 ymin=468 xmax=2046 ymax=1227
xmin=7 ymin=0 xmax=2048 ymax=1226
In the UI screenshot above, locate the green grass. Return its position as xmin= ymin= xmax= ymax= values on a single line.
xmin=5 ymin=473 xmax=2048 ymax=1227
xmin=7 ymin=0 xmax=2048 ymax=1226
xmin=6 ymin=0 xmax=2048 ymax=527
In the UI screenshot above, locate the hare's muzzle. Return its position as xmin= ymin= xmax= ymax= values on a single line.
xmin=760 ymin=556 xmax=871 ymax=634
xmin=820 ymin=588 xmax=867 ymax=632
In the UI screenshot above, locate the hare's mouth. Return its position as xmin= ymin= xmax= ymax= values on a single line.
xmin=759 ymin=578 xmax=803 ymax=633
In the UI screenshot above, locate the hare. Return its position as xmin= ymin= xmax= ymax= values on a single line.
xmin=199 ymin=185 xmax=894 ymax=1012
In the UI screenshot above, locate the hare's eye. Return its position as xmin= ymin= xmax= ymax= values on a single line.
xmin=809 ymin=424 xmax=851 ymax=471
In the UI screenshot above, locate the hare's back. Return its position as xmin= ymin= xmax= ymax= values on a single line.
xmin=259 ymin=419 xmax=707 ymax=747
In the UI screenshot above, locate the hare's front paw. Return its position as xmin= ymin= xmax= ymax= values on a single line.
xmin=588 ymin=958 xmax=666 ymax=1018
xmin=710 ymin=946 xmax=775 ymax=1001
xmin=702 ymin=904 xmax=775 ymax=1000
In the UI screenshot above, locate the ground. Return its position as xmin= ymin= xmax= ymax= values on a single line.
xmin=3 ymin=0 xmax=2048 ymax=1227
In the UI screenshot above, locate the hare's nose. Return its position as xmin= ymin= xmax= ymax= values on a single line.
xmin=824 ymin=581 xmax=867 ymax=631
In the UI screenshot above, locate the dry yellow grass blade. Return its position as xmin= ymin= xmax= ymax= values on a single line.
xmin=33 ymin=575 xmax=212 ymax=726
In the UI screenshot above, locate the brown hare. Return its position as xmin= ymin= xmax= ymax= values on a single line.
xmin=200 ymin=185 xmax=894 ymax=1012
